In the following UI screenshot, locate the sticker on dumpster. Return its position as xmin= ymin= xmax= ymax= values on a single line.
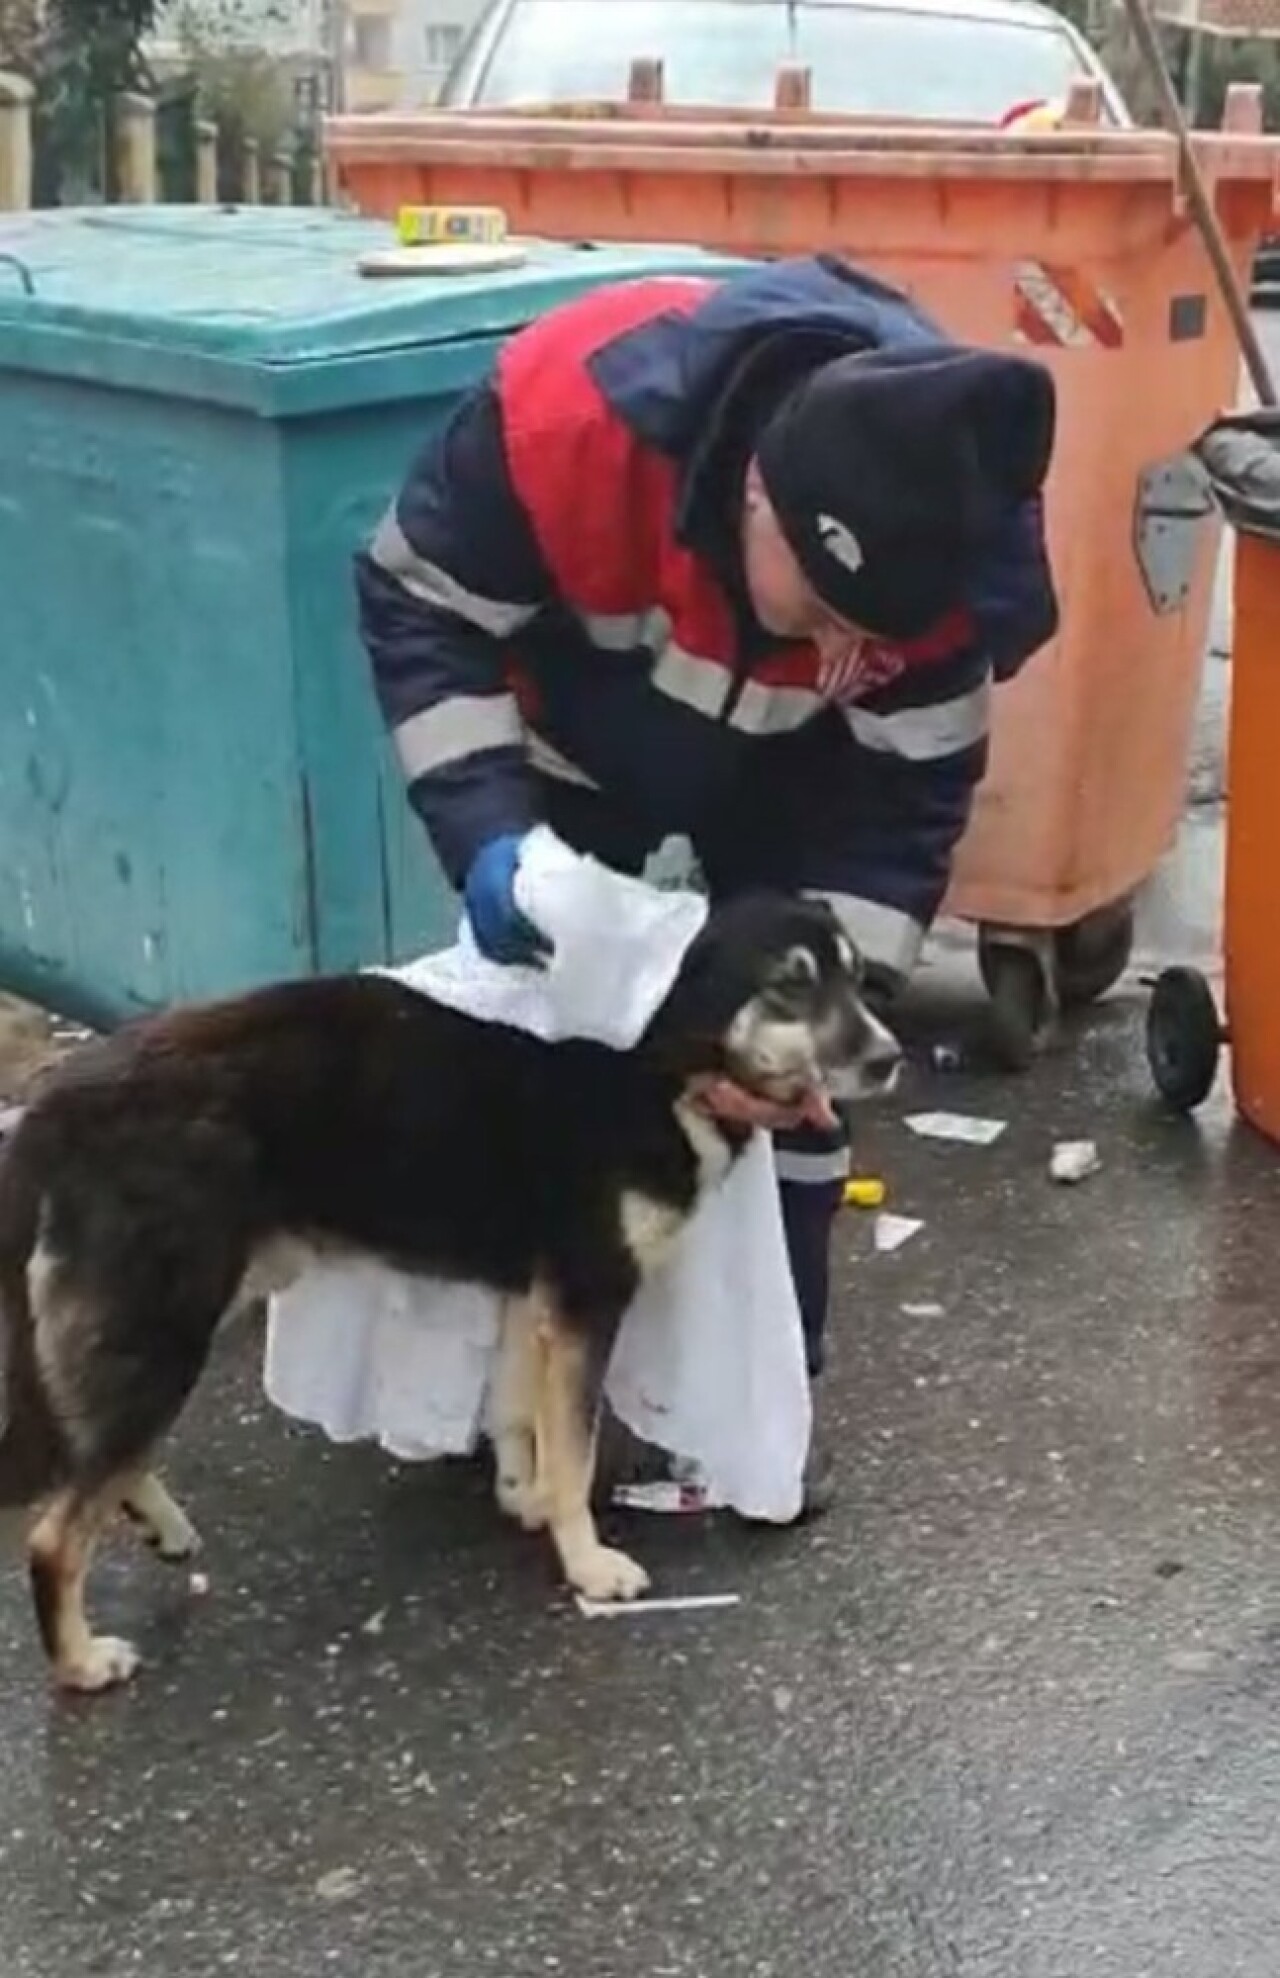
xmin=1013 ymin=261 xmax=1125 ymax=350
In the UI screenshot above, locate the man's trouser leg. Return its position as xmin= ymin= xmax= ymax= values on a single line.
xmin=773 ymin=1124 xmax=849 ymax=1379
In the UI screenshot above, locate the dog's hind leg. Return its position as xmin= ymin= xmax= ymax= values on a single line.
xmin=24 ymin=1221 xmax=245 ymax=1688
xmin=28 ymin=1480 xmax=142 ymax=1692
xmin=491 ymin=1297 xmax=549 ymax=1532
xmin=535 ymin=1296 xmax=649 ymax=1604
xmin=120 ymin=1472 xmax=202 ymax=1563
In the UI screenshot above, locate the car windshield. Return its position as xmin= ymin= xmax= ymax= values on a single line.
xmin=459 ymin=0 xmax=1096 ymax=120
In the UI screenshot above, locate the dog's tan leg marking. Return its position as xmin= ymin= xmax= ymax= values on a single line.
xmin=120 ymin=1472 xmax=202 ymax=1563
xmin=537 ymin=1312 xmax=649 ymax=1604
xmin=492 ymin=1298 xmax=549 ymax=1532
xmin=28 ymin=1484 xmax=141 ymax=1693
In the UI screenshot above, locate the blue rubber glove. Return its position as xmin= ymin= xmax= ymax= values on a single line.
xmin=463 ymin=833 xmax=554 ymax=968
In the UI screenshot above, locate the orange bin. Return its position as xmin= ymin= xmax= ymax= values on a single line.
xmin=328 ymin=99 xmax=1280 ymax=1032
xmin=1147 ymin=417 xmax=1280 ymax=1129
xmin=1225 ymin=528 xmax=1280 ymax=1139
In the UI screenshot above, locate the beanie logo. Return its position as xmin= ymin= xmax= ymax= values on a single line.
xmin=816 ymin=513 xmax=864 ymax=578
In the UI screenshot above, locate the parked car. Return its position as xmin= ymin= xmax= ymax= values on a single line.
xmin=439 ymin=0 xmax=1132 ymax=127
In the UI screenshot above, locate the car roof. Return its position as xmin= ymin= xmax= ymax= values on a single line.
xmin=509 ymin=0 xmax=1082 ymax=25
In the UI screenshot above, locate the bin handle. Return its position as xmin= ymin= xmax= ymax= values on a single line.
xmin=0 ymin=253 xmax=34 ymax=297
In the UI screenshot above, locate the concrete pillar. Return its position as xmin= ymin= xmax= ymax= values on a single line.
xmin=242 ymin=135 xmax=261 ymax=203
xmin=308 ymin=153 xmax=324 ymax=206
xmin=195 ymin=118 xmax=218 ymax=203
xmin=269 ymin=147 xmax=294 ymax=204
xmin=1222 ymin=83 xmax=1264 ymax=135
xmin=627 ymin=57 xmax=664 ymax=105
xmin=1063 ymin=78 xmax=1102 ymax=125
xmin=0 ymin=72 xmax=34 ymax=211
xmin=774 ymin=64 xmax=811 ymax=112
xmin=114 ymin=92 xmax=157 ymax=203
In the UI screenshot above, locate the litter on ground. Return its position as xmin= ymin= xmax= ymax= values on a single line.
xmin=611 ymin=1480 xmax=726 ymax=1514
xmin=905 ymin=1112 xmax=1007 ymax=1147
xmin=575 ymin=1592 xmax=742 ymax=1619
xmin=1050 ymin=1139 xmax=1102 ymax=1184
xmin=874 ymin=1213 xmax=924 ymax=1254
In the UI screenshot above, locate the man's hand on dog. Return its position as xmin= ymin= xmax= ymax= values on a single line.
xmin=688 ymin=1073 xmax=839 ymax=1134
xmin=465 ymin=834 xmax=554 ymax=969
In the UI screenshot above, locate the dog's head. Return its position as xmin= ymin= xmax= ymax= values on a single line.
xmin=651 ymin=892 xmax=902 ymax=1125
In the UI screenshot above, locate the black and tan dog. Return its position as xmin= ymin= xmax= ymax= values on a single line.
xmin=0 ymin=892 xmax=899 ymax=1692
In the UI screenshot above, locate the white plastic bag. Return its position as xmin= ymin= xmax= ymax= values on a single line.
xmin=264 ymin=828 xmax=810 ymax=1522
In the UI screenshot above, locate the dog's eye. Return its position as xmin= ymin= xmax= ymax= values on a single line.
xmin=777 ymin=945 xmax=820 ymax=986
xmin=835 ymin=934 xmax=864 ymax=984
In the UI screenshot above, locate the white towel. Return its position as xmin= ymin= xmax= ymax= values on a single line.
xmin=263 ymin=827 xmax=810 ymax=1522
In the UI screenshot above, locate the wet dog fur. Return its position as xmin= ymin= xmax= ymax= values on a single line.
xmin=0 ymin=891 xmax=899 ymax=1692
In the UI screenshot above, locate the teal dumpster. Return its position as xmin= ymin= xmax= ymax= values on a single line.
xmin=0 ymin=207 xmax=745 ymax=1029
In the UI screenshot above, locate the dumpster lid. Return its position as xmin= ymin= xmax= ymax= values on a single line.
xmin=1197 ymin=413 xmax=1280 ymax=543
xmin=0 ymin=206 xmax=744 ymax=415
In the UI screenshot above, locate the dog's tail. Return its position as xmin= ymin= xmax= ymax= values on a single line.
xmin=0 ymin=1134 xmax=63 ymax=1507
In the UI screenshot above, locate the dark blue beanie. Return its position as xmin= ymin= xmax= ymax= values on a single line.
xmin=755 ymin=343 xmax=1055 ymax=640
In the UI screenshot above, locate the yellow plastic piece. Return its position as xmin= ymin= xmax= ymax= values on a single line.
xmin=395 ymin=204 xmax=508 ymax=247
xmin=843 ymin=1177 xmax=886 ymax=1209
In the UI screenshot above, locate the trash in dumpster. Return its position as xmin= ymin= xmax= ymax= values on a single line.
xmin=905 ymin=1112 xmax=1007 ymax=1147
xmin=1050 ymin=1140 xmax=1102 ymax=1184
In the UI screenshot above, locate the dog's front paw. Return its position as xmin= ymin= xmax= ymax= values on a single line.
xmin=56 ymin=1635 xmax=141 ymax=1694
xmin=122 ymin=1484 xmax=202 ymax=1563
xmin=496 ymin=1474 xmax=550 ymax=1532
xmin=570 ymin=1545 xmax=650 ymax=1603
xmin=148 ymin=1512 xmax=202 ymax=1565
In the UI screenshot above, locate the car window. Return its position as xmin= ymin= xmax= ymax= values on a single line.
xmin=799 ymin=7 xmax=1095 ymax=116
xmin=467 ymin=0 xmax=788 ymax=106
xmin=462 ymin=0 xmax=1101 ymax=122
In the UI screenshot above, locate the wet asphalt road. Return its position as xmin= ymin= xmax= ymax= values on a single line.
xmin=2 ymin=334 xmax=1279 ymax=1978
xmin=5 ymin=828 xmax=1280 ymax=1978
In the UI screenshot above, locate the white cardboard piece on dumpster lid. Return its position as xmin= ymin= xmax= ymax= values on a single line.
xmin=264 ymin=827 xmax=811 ymax=1525
xmin=905 ymin=1111 xmax=1007 ymax=1147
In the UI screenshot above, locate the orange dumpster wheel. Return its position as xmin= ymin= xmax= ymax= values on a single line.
xmin=1146 ymin=967 xmax=1225 ymax=1112
xmin=979 ymin=941 xmax=1051 ymax=1074
xmin=1053 ymin=900 xmax=1135 ymax=1010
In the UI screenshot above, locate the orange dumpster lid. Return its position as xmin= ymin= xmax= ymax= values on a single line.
xmin=325 ymin=107 xmax=1280 ymax=193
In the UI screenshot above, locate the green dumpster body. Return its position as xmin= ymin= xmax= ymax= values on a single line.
xmin=0 ymin=207 xmax=746 ymax=1028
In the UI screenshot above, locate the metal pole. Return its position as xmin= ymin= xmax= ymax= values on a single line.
xmin=1120 ymin=0 xmax=1277 ymax=406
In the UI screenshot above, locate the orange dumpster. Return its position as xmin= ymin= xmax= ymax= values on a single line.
xmin=1148 ymin=414 xmax=1280 ymax=1135
xmin=327 ymin=97 xmax=1280 ymax=1055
